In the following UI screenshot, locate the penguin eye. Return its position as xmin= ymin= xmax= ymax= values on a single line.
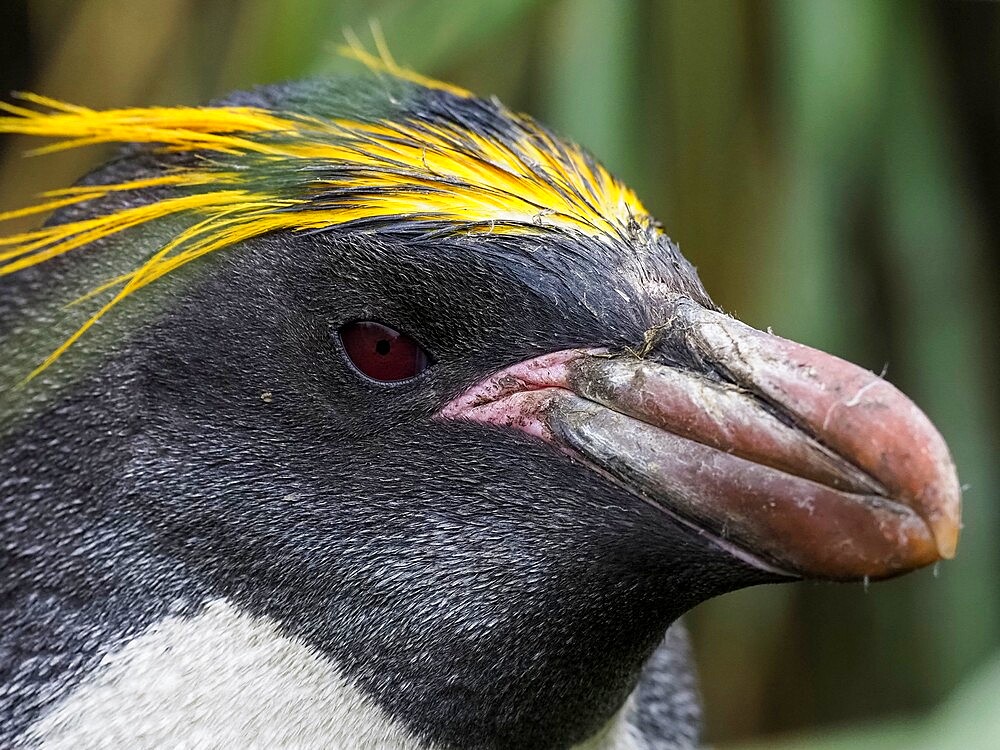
xmin=338 ymin=321 xmax=430 ymax=382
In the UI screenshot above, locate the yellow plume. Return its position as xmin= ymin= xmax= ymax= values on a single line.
xmin=0 ymin=80 xmax=656 ymax=380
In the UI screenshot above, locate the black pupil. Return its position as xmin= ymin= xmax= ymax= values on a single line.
xmin=375 ymin=339 xmax=391 ymax=356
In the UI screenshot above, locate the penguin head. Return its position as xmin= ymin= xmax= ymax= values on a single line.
xmin=0 ymin=72 xmax=961 ymax=748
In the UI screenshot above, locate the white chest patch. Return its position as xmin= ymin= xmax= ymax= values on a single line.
xmin=26 ymin=598 xmax=643 ymax=750
xmin=26 ymin=599 xmax=430 ymax=750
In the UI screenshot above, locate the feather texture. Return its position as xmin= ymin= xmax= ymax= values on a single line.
xmin=0 ymin=76 xmax=657 ymax=379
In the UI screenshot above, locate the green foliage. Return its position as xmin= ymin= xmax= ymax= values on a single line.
xmin=730 ymin=650 xmax=1000 ymax=749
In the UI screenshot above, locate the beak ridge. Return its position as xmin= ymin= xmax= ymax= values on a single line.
xmin=674 ymin=298 xmax=961 ymax=561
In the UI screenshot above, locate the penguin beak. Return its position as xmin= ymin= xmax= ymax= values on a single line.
xmin=440 ymin=296 xmax=961 ymax=581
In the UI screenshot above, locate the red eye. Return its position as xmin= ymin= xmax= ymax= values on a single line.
xmin=338 ymin=321 xmax=430 ymax=382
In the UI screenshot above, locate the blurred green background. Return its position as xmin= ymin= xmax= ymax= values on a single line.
xmin=1 ymin=1 xmax=997 ymax=747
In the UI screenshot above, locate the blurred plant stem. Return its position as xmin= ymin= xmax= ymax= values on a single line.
xmin=726 ymin=649 xmax=1000 ymax=750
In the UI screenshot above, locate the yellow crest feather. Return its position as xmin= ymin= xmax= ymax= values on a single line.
xmin=0 ymin=78 xmax=657 ymax=380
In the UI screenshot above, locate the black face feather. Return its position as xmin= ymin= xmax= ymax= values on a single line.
xmin=144 ymin=231 xmax=779 ymax=743
xmin=0 ymin=214 xmax=768 ymax=748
